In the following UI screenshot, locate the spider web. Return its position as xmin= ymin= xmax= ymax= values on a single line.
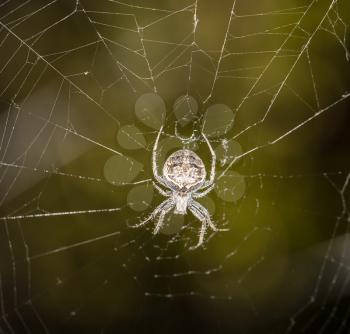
xmin=0 ymin=0 xmax=349 ymax=333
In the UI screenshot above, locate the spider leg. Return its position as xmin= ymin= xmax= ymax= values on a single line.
xmin=131 ymin=198 xmax=173 ymax=228
xmin=191 ymin=200 xmax=229 ymax=232
xmin=152 ymin=125 xmax=168 ymax=187
xmin=188 ymin=204 xmax=208 ymax=249
xmin=202 ymin=131 xmax=216 ymax=187
xmin=153 ymin=201 xmax=175 ymax=234
xmin=196 ymin=220 xmax=207 ymax=249
xmin=192 ymin=184 xmax=215 ymax=199
xmin=153 ymin=181 xmax=171 ymax=197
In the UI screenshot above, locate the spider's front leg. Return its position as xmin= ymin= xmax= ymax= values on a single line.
xmin=131 ymin=198 xmax=173 ymax=228
xmin=153 ymin=200 xmax=175 ymax=234
xmin=188 ymin=200 xmax=228 ymax=249
xmin=190 ymin=219 xmax=208 ymax=250
xmin=188 ymin=201 xmax=208 ymax=249
xmin=192 ymin=200 xmax=228 ymax=232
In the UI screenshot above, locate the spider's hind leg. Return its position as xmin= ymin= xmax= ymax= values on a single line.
xmin=201 ymin=131 xmax=216 ymax=187
xmin=152 ymin=126 xmax=168 ymax=188
xmin=153 ymin=181 xmax=171 ymax=197
xmin=192 ymin=184 xmax=215 ymax=199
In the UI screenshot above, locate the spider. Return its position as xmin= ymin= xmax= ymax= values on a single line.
xmin=133 ymin=125 xmax=227 ymax=249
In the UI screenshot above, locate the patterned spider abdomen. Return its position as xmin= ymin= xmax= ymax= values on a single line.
xmin=163 ymin=149 xmax=206 ymax=191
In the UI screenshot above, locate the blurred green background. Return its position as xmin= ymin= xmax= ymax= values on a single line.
xmin=0 ymin=0 xmax=350 ymax=333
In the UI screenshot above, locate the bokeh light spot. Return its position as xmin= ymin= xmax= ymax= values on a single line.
xmin=215 ymin=171 xmax=246 ymax=202
xmin=135 ymin=93 xmax=166 ymax=130
xmin=104 ymin=155 xmax=143 ymax=185
xmin=173 ymin=95 xmax=198 ymax=126
xmin=117 ymin=125 xmax=147 ymax=150
xmin=203 ymin=104 xmax=234 ymax=137
xmin=160 ymin=214 xmax=185 ymax=235
xmin=127 ymin=183 xmax=154 ymax=212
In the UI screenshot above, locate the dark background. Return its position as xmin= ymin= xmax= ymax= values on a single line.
xmin=0 ymin=0 xmax=350 ymax=333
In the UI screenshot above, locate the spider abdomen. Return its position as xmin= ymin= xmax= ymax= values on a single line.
xmin=163 ymin=149 xmax=206 ymax=190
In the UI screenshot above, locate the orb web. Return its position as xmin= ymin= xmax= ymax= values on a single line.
xmin=0 ymin=0 xmax=349 ymax=333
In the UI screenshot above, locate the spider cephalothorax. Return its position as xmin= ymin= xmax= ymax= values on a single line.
xmin=133 ymin=126 xmax=227 ymax=249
